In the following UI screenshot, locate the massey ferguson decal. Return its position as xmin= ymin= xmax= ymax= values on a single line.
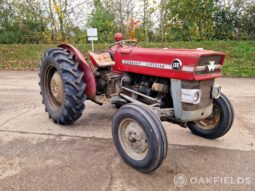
xmin=122 ymin=60 xmax=173 ymax=70
xmin=207 ymin=61 xmax=216 ymax=72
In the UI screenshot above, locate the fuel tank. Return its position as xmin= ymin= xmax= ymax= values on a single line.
xmin=113 ymin=47 xmax=226 ymax=81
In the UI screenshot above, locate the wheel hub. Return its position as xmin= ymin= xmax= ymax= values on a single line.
xmin=125 ymin=124 xmax=147 ymax=153
xmin=195 ymin=104 xmax=221 ymax=130
xmin=119 ymin=119 xmax=148 ymax=160
xmin=50 ymin=71 xmax=64 ymax=105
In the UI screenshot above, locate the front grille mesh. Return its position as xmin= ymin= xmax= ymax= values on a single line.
xmin=196 ymin=56 xmax=222 ymax=75
xmin=182 ymin=79 xmax=214 ymax=111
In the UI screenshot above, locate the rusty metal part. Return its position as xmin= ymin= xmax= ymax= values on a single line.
xmin=118 ymin=118 xmax=148 ymax=160
xmin=93 ymin=95 xmax=110 ymax=105
xmin=119 ymin=93 xmax=174 ymax=120
xmin=121 ymin=86 xmax=161 ymax=103
xmin=152 ymin=108 xmax=174 ymax=119
xmin=88 ymin=52 xmax=115 ymax=68
xmin=50 ymin=71 xmax=64 ymax=104
xmin=194 ymin=103 xmax=221 ymax=129
xmin=152 ymin=82 xmax=168 ymax=93
xmin=121 ymin=73 xmax=132 ymax=86
xmin=44 ymin=65 xmax=63 ymax=108
xmin=95 ymin=71 xmax=121 ymax=98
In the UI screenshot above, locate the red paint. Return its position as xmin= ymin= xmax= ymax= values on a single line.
xmin=112 ymin=47 xmax=225 ymax=81
xmin=58 ymin=44 xmax=96 ymax=98
xmin=58 ymin=44 xmax=226 ymax=98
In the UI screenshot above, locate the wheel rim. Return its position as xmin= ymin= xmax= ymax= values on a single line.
xmin=118 ymin=118 xmax=148 ymax=160
xmin=50 ymin=71 xmax=64 ymax=104
xmin=194 ymin=103 xmax=221 ymax=130
xmin=44 ymin=65 xmax=64 ymax=108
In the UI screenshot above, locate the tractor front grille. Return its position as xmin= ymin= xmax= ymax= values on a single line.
xmin=195 ymin=56 xmax=222 ymax=75
xmin=182 ymin=79 xmax=214 ymax=111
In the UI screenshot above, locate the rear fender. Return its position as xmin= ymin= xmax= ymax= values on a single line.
xmin=58 ymin=44 xmax=96 ymax=99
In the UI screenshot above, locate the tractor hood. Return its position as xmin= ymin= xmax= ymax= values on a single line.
xmin=113 ymin=47 xmax=226 ymax=81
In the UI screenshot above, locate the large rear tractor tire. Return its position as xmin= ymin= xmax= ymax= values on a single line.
xmin=187 ymin=93 xmax=234 ymax=139
xmin=112 ymin=104 xmax=168 ymax=173
xmin=39 ymin=48 xmax=86 ymax=124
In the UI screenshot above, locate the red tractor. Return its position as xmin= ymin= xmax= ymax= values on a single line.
xmin=39 ymin=34 xmax=234 ymax=173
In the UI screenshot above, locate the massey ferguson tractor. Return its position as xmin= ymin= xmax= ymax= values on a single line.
xmin=39 ymin=33 xmax=234 ymax=173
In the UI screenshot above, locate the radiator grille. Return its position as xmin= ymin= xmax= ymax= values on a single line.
xmin=182 ymin=79 xmax=214 ymax=111
xmin=196 ymin=56 xmax=222 ymax=75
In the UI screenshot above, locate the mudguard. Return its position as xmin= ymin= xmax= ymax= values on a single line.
xmin=58 ymin=44 xmax=96 ymax=99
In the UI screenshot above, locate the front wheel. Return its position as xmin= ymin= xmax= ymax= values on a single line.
xmin=187 ymin=93 xmax=234 ymax=139
xmin=112 ymin=104 xmax=168 ymax=173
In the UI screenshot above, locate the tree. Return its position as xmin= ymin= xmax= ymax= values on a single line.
xmin=138 ymin=0 xmax=156 ymax=42
xmin=0 ymin=0 xmax=48 ymax=43
xmin=87 ymin=0 xmax=116 ymax=42
xmin=165 ymin=0 xmax=216 ymax=41
xmin=159 ymin=0 xmax=167 ymax=42
xmin=110 ymin=0 xmax=137 ymax=36
xmin=240 ymin=1 xmax=255 ymax=39
xmin=46 ymin=0 xmax=90 ymax=42
xmin=0 ymin=0 xmax=254 ymax=43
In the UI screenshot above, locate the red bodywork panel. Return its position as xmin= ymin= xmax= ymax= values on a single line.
xmin=112 ymin=47 xmax=226 ymax=81
xmin=58 ymin=44 xmax=96 ymax=98
xmin=58 ymin=44 xmax=226 ymax=98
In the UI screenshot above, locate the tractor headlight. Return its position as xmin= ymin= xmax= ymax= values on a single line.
xmin=181 ymin=89 xmax=202 ymax=104
xmin=193 ymin=92 xmax=200 ymax=103
xmin=212 ymin=85 xmax=221 ymax=99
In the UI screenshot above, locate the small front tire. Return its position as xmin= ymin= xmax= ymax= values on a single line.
xmin=112 ymin=104 xmax=168 ymax=173
xmin=187 ymin=93 xmax=234 ymax=139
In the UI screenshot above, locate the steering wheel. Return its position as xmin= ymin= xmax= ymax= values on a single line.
xmin=109 ymin=40 xmax=138 ymax=49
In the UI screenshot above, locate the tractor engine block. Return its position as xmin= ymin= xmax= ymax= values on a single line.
xmin=121 ymin=73 xmax=172 ymax=108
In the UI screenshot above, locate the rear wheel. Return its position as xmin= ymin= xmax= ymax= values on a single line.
xmin=112 ymin=104 xmax=168 ymax=173
xmin=39 ymin=48 xmax=86 ymax=124
xmin=187 ymin=93 xmax=234 ymax=139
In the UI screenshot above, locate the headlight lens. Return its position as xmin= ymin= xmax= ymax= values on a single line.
xmin=181 ymin=89 xmax=202 ymax=104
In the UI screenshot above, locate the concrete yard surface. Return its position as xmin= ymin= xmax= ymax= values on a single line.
xmin=0 ymin=71 xmax=254 ymax=191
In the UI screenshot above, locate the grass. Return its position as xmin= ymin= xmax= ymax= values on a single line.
xmin=0 ymin=40 xmax=254 ymax=77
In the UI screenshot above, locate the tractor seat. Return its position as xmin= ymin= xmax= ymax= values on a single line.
xmin=88 ymin=51 xmax=115 ymax=68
